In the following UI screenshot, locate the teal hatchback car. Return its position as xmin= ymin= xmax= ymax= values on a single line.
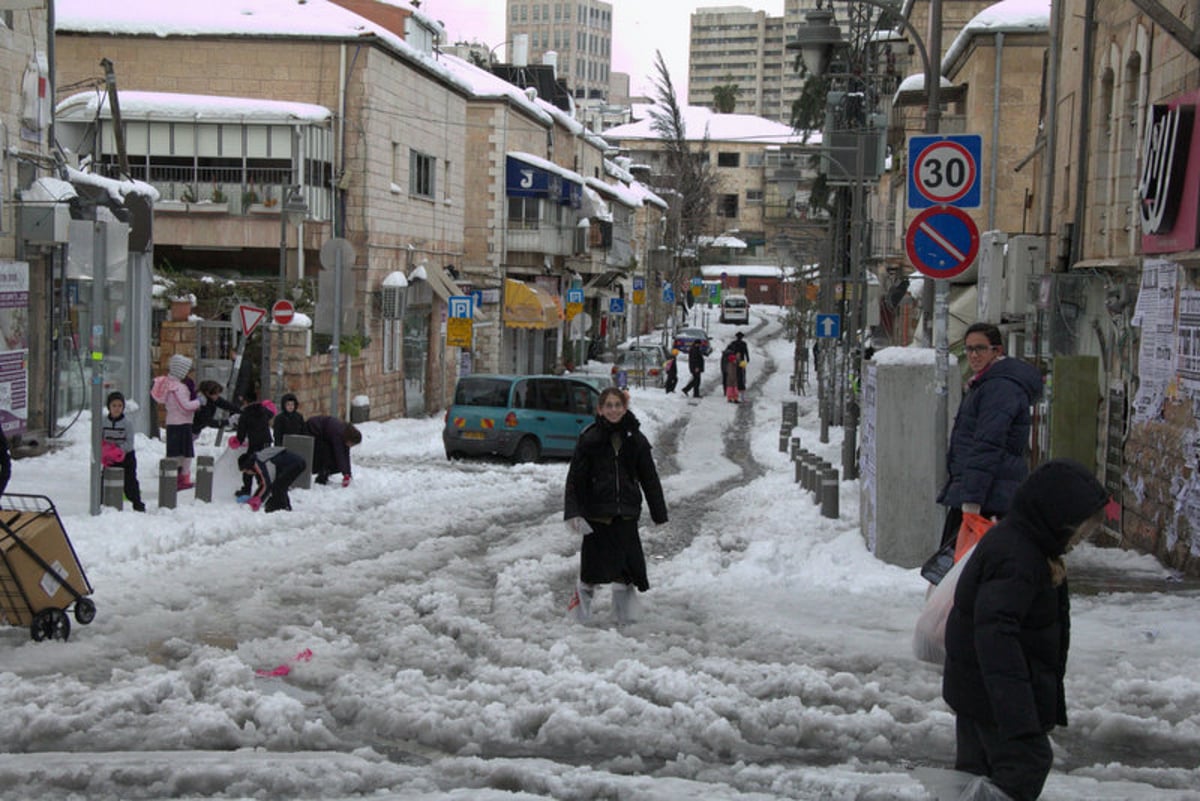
xmin=442 ymin=374 xmax=601 ymax=463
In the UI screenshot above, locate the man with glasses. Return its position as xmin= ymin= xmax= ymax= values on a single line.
xmin=930 ymin=322 xmax=1044 ymax=575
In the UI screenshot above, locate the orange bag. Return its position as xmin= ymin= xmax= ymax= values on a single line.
xmin=954 ymin=512 xmax=995 ymax=563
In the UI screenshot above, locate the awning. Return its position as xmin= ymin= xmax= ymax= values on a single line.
xmin=423 ymin=261 xmax=462 ymax=302
xmin=504 ymin=279 xmax=560 ymax=329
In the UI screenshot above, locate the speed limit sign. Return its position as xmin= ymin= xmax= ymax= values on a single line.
xmin=907 ymin=134 xmax=982 ymax=210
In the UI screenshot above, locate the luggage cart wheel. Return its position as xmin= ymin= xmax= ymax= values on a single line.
xmin=31 ymin=609 xmax=71 ymax=642
xmin=74 ymin=598 xmax=97 ymax=625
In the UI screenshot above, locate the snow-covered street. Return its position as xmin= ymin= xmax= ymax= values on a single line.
xmin=0 ymin=308 xmax=1196 ymax=801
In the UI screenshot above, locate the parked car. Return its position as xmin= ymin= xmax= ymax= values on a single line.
xmin=619 ymin=343 xmax=668 ymax=366
xmin=672 ymin=327 xmax=712 ymax=356
xmin=567 ymin=373 xmax=615 ymax=394
xmin=612 ymin=349 xmax=665 ymax=388
xmin=443 ymin=374 xmax=600 ymax=463
xmin=720 ymin=294 xmax=749 ymax=325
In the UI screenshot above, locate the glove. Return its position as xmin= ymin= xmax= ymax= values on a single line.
xmin=228 ymin=436 xmax=241 ymax=450
xmin=961 ymin=503 xmax=982 ymax=516
xmin=248 ymin=496 xmax=262 ymax=511
xmin=565 ymin=517 xmax=591 ymax=536
xmin=236 ymin=494 xmax=252 ymax=504
xmin=341 ymin=474 xmax=352 ymax=488
xmin=197 ymin=394 xmax=207 ymax=406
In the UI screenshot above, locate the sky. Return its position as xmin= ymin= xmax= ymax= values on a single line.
xmin=0 ymin=306 xmax=1196 ymax=800
xmin=422 ymin=0 xmax=787 ymax=102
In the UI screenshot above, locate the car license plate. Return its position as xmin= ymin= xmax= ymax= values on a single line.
xmin=462 ymin=432 xmax=486 ymax=440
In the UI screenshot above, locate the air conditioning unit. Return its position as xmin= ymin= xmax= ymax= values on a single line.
xmin=381 ymin=286 xmax=407 ymax=320
xmin=976 ymin=230 xmax=1008 ymax=321
xmin=19 ymin=203 xmax=71 ymax=244
xmin=1004 ymin=235 xmax=1045 ymax=318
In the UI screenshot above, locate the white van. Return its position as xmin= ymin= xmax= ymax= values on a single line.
xmin=720 ymin=294 xmax=749 ymax=325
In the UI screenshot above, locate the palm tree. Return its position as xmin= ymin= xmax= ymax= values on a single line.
xmin=711 ymin=75 xmax=739 ymax=113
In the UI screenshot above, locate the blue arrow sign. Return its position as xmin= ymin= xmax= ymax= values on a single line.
xmin=815 ymin=313 xmax=840 ymax=339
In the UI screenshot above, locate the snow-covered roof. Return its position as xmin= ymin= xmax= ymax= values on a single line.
xmin=435 ymin=51 xmax=552 ymax=125
xmin=585 ymin=177 xmax=642 ymax=210
xmin=700 ymin=263 xmax=786 ymax=279
xmin=55 ymin=0 xmax=481 ymax=107
xmin=507 ymin=151 xmax=586 ymax=186
xmin=20 ymin=177 xmax=78 ymax=203
xmin=625 ymin=181 xmax=668 ymax=210
xmin=66 ymin=165 xmax=160 ymax=203
xmin=942 ymin=0 xmax=1051 ymax=73
xmin=603 ymin=106 xmax=809 ymax=145
xmin=56 ymin=90 xmax=332 ymax=124
xmin=698 ymin=235 xmax=748 ymax=250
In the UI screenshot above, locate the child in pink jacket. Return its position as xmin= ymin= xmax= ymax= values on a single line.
xmin=151 ymin=353 xmax=203 ymax=489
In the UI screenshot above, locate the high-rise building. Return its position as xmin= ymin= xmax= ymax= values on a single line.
xmin=688 ymin=1 xmax=817 ymax=124
xmin=505 ymin=0 xmax=612 ymax=103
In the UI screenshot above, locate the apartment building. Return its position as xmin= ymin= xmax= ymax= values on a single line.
xmin=506 ymin=0 xmax=612 ymax=103
xmin=688 ymin=2 xmax=816 ymax=124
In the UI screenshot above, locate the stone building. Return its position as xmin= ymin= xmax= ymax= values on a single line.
xmin=54 ymin=0 xmax=468 ymax=420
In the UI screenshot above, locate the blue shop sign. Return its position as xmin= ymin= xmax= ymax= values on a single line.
xmin=506 ymin=156 xmax=581 ymax=207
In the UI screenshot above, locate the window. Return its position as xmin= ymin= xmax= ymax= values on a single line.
xmin=717 ymin=152 xmax=740 ymax=168
xmin=746 ymin=189 xmax=764 ymax=204
xmin=717 ymin=194 xmax=739 ymax=217
xmin=508 ymin=196 xmax=540 ymax=228
xmin=410 ymin=149 xmax=435 ymax=198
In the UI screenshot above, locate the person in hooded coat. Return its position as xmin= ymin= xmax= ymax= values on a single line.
xmin=151 ymin=353 xmax=202 ymax=490
xmin=936 ymin=323 xmax=1044 ymax=552
xmin=943 ymin=458 xmax=1108 ymax=801
xmin=272 ymin=393 xmax=306 ymax=444
xmin=564 ymin=387 xmax=668 ymax=624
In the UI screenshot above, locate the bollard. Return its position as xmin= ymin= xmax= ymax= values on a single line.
xmin=802 ymin=452 xmax=817 ymax=494
xmin=158 ymin=458 xmax=179 ymax=509
xmin=102 ymin=467 xmax=124 ymax=510
xmin=194 ymin=455 xmax=214 ymax=502
xmin=283 ymin=434 xmax=315 ymax=490
xmin=821 ymin=466 xmax=840 ymax=519
xmin=782 ymin=400 xmax=798 ymax=424
xmin=779 ymin=424 xmax=792 ymax=453
xmin=793 ymin=455 xmax=803 ymax=483
xmin=789 ymin=437 xmax=801 ymax=459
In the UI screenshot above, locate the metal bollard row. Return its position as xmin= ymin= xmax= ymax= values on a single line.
xmin=790 ymin=445 xmax=840 ymax=519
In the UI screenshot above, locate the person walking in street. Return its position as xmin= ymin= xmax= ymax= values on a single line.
xmin=564 ymin=387 xmax=668 ymax=625
xmin=151 ymin=354 xmax=202 ymax=490
xmin=943 ymin=458 xmax=1108 ymax=801
xmin=305 ymin=415 xmax=361 ymax=486
xmin=721 ymin=348 xmax=740 ymax=403
xmin=663 ymin=349 xmax=679 ymax=394
xmin=680 ymin=342 xmax=706 ymax=398
xmin=932 ymin=322 xmax=1043 ymax=571
xmin=729 ymin=331 xmax=749 ymax=396
xmin=101 ymin=391 xmax=145 ymax=512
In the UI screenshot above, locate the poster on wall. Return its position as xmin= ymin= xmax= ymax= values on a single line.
xmin=0 ymin=261 xmax=29 ymax=437
xmin=1131 ymin=258 xmax=1180 ymax=423
xmin=1179 ymin=289 xmax=1200 ymax=394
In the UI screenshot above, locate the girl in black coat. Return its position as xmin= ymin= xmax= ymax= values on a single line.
xmin=943 ymin=458 xmax=1108 ymax=801
xmin=272 ymin=393 xmax=306 ymax=444
xmin=564 ymin=387 xmax=668 ymax=624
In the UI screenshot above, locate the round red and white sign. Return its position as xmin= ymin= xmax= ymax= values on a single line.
xmin=913 ymin=140 xmax=977 ymax=205
xmin=272 ymin=299 xmax=295 ymax=325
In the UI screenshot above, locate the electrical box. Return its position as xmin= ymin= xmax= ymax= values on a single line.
xmin=19 ymin=204 xmax=71 ymax=244
xmin=1003 ymin=235 xmax=1044 ymax=318
xmin=976 ymin=230 xmax=1008 ymax=320
xmin=1024 ymin=272 xmax=1106 ymax=358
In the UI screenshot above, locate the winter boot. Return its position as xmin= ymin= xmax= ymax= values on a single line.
xmin=566 ymin=580 xmax=595 ymax=623
xmin=177 ymin=472 xmax=194 ymax=491
xmin=611 ymin=583 xmax=640 ymax=625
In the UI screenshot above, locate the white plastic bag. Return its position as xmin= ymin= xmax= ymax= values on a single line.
xmin=913 ymin=545 xmax=975 ymax=664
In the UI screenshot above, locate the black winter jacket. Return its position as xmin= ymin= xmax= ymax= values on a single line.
xmin=939 ymin=356 xmax=1043 ymax=514
xmin=564 ymin=410 xmax=668 ymax=525
xmin=235 ymin=402 xmax=275 ymax=452
xmin=943 ymin=459 xmax=1108 ymax=738
xmin=273 ymin=393 xmax=306 ymax=442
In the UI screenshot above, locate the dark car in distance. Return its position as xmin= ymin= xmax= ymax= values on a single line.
xmin=671 ymin=327 xmax=712 ymax=356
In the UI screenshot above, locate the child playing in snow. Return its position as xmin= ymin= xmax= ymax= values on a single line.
xmin=151 ymin=354 xmax=203 ymax=490
xmin=232 ymin=393 xmax=277 ymax=500
xmin=238 ymin=447 xmax=306 ymax=512
xmin=192 ymin=380 xmax=241 ymax=438
xmin=101 ymin=391 xmax=145 ymax=512
xmin=272 ymin=392 xmax=306 ymax=444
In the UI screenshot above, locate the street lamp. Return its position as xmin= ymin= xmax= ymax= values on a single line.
xmin=277 ymin=185 xmax=309 ymax=297
xmin=788 ymin=0 xmax=944 ymax=478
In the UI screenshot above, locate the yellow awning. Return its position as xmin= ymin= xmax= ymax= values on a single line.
xmin=504 ymin=279 xmax=560 ymax=329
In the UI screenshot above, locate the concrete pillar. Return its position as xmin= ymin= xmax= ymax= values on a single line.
xmin=101 ymin=468 xmax=124 ymax=510
xmin=158 ymin=458 xmax=179 ymax=509
xmin=194 ymin=455 xmax=214 ymax=502
xmin=282 ymin=434 xmax=315 ymax=490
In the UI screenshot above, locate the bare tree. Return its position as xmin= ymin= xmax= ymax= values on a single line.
xmin=647 ymin=50 xmax=718 ymax=320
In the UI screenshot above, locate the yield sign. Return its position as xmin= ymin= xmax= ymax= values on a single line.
xmin=905 ymin=207 xmax=980 ymax=280
xmin=238 ymin=304 xmax=268 ymax=337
